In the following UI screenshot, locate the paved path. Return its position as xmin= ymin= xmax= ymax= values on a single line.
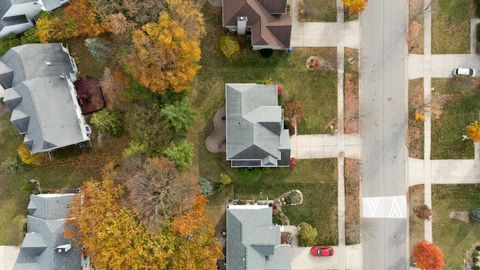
xmin=290 ymin=0 xmax=359 ymax=48
xmin=286 ymin=226 xmax=362 ymax=270
xmin=408 ymin=158 xmax=480 ymax=185
xmin=290 ymin=134 xmax=361 ymax=159
xmin=408 ymin=18 xmax=480 ymax=79
xmin=0 ymin=246 xmax=19 ymax=270
xmin=360 ymin=0 xmax=409 ymax=268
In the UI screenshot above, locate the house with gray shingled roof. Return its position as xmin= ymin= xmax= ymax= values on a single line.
xmin=1 ymin=43 xmax=91 ymax=154
xmin=226 ymin=83 xmax=290 ymax=167
xmin=226 ymin=205 xmax=291 ymax=270
xmin=222 ymin=0 xmax=291 ymax=50
xmin=14 ymin=194 xmax=82 ymax=270
xmin=0 ymin=0 xmax=68 ymax=37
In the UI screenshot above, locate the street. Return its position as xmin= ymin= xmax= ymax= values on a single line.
xmin=360 ymin=0 xmax=409 ymax=269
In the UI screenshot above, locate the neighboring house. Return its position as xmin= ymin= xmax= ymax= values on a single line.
xmin=222 ymin=0 xmax=292 ymax=50
xmin=225 ymin=83 xmax=290 ymax=167
xmin=226 ymin=204 xmax=291 ymax=270
xmin=13 ymin=194 xmax=82 ymax=270
xmin=1 ymin=43 xmax=91 ymax=154
xmin=0 ymin=0 xmax=68 ymax=37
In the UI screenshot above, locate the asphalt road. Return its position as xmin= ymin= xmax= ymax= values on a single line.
xmin=359 ymin=0 xmax=409 ymax=269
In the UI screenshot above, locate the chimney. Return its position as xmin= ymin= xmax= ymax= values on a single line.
xmin=237 ymin=16 xmax=247 ymax=35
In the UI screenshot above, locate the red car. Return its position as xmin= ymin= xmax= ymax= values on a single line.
xmin=310 ymin=246 xmax=334 ymax=257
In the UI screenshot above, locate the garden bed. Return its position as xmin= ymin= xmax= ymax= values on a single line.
xmin=344 ymin=48 xmax=359 ymax=134
xmin=344 ymin=158 xmax=360 ymax=245
xmin=408 ymin=0 xmax=424 ymax=54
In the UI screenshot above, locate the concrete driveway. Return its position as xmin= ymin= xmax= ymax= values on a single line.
xmin=291 ymin=245 xmax=362 ymax=270
xmin=0 ymin=246 xmax=19 ymax=270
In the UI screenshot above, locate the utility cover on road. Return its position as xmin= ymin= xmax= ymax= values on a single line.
xmin=362 ymin=196 xmax=407 ymax=219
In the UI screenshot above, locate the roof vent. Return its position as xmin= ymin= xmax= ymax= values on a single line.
xmin=59 ymin=74 xmax=66 ymax=79
xmin=44 ymin=61 xmax=53 ymax=66
xmin=55 ymin=244 xmax=72 ymax=253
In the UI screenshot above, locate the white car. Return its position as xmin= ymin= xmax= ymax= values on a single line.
xmin=453 ymin=67 xmax=476 ymax=77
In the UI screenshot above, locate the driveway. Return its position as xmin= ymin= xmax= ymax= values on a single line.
xmin=0 ymin=246 xmax=19 ymax=270
xmin=360 ymin=0 xmax=409 ymax=268
xmin=291 ymin=245 xmax=362 ymax=270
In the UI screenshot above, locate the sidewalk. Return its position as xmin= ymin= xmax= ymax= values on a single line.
xmin=0 ymin=246 xmax=19 ymax=270
xmin=408 ymin=158 xmax=480 ymax=186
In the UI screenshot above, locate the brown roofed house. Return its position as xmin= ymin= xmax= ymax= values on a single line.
xmin=222 ymin=0 xmax=292 ymax=50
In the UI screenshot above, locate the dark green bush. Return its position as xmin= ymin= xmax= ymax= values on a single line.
xmin=199 ymin=177 xmax=214 ymax=196
xmin=469 ymin=208 xmax=480 ymax=223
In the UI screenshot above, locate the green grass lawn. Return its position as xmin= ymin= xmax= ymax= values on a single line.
xmin=204 ymin=158 xmax=339 ymax=245
xmin=431 ymin=0 xmax=474 ymax=54
xmin=303 ymin=0 xmax=337 ymax=22
xmin=431 ymin=78 xmax=480 ymax=159
xmin=408 ymin=79 xmax=424 ymax=159
xmin=432 ymin=184 xmax=480 ymax=269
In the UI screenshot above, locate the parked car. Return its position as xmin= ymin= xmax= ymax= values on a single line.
xmin=310 ymin=246 xmax=334 ymax=257
xmin=453 ymin=67 xmax=476 ymax=77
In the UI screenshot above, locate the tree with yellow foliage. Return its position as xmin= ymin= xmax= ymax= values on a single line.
xmin=343 ymin=0 xmax=368 ymax=15
xmin=17 ymin=144 xmax=41 ymax=165
xmin=466 ymin=121 xmax=480 ymax=142
xmin=128 ymin=12 xmax=201 ymax=94
xmin=170 ymin=223 xmax=223 ymax=270
xmin=65 ymin=178 xmax=175 ymax=269
xmin=165 ymin=0 xmax=206 ymax=40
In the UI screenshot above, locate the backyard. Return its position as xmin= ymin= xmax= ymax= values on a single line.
xmin=432 ymin=184 xmax=480 ymax=268
xmin=431 ymin=78 xmax=480 ymax=159
xmin=431 ymin=0 xmax=474 ymax=54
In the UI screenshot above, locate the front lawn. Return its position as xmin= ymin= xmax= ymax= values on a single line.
xmin=302 ymin=0 xmax=337 ymax=22
xmin=202 ymin=157 xmax=339 ymax=246
xmin=431 ymin=0 xmax=474 ymax=54
xmin=432 ymin=184 xmax=480 ymax=269
xmin=191 ymin=7 xmax=337 ymax=136
xmin=431 ymin=78 xmax=480 ymax=159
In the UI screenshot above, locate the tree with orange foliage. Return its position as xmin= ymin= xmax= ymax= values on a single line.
xmin=411 ymin=240 xmax=445 ymax=270
xmin=171 ymin=195 xmax=206 ymax=237
xmin=128 ymin=12 xmax=201 ymax=94
xmin=65 ymin=178 xmax=175 ymax=269
xmin=466 ymin=121 xmax=480 ymax=142
xmin=170 ymin=223 xmax=223 ymax=270
xmin=343 ymin=0 xmax=368 ymax=15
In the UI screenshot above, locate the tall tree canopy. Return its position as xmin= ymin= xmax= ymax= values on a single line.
xmin=127 ymin=12 xmax=201 ymax=94
xmin=65 ymin=178 xmax=175 ymax=269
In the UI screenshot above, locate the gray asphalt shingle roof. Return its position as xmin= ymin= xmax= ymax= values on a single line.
xmin=14 ymin=194 xmax=82 ymax=270
xmin=226 ymin=205 xmax=291 ymax=270
xmin=226 ymin=83 xmax=290 ymax=167
xmin=0 ymin=44 xmax=89 ymax=154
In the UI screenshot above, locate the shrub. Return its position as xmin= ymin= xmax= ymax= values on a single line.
xmin=470 ymin=208 xmax=480 ymax=223
xmin=17 ymin=144 xmax=41 ymax=165
xmin=473 ymin=265 xmax=480 ymax=270
xmin=219 ymin=35 xmax=240 ymax=58
xmin=259 ymin=49 xmax=273 ymax=57
xmin=124 ymin=79 xmax=160 ymax=104
xmin=298 ymin=222 xmax=317 ymax=246
xmin=219 ymin=173 xmax=232 ymax=185
xmin=1 ymin=157 xmax=22 ymax=174
xmin=414 ymin=204 xmax=432 ymax=220
xmin=473 ymin=257 xmax=479 ymax=263
xmin=412 ymin=240 xmax=445 ymax=270
xmin=477 ymin=245 xmax=480 ymax=251
xmin=21 ymin=182 xmax=36 ymax=194
xmin=163 ymin=140 xmax=193 ymax=171
xmin=289 ymin=158 xmax=298 ymax=170
xmin=240 ymin=168 xmax=262 ymax=182
xmin=123 ymin=140 xmax=148 ymax=158
xmin=199 ymin=177 xmax=214 ymax=196
xmin=90 ymin=109 xmax=123 ymax=137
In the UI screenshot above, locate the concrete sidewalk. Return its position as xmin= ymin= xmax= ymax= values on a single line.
xmin=409 ymin=158 xmax=480 ymax=186
xmin=0 ymin=246 xmax=19 ymax=270
xmin=290 ymin=134 xmax=361 ymax=159
xmin=289 ymin=0 xmax=359 ymax=48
